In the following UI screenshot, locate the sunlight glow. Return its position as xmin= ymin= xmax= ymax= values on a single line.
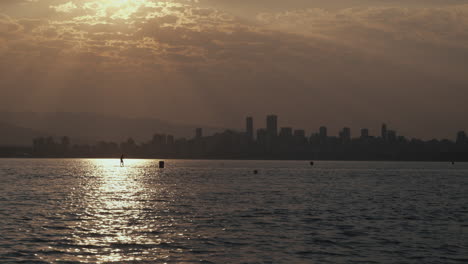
xmin=87 ymin=0 xmax=149 ymax=19
xmin=49 ymin=0 xmax=186 ymax=27
xmin=51 ymin=0 xmax=163 ymax=20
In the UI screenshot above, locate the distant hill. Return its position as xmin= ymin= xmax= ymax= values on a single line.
xmin=0 ymin=122 xmax=48 ymax=146
xmin=0 ymin=112 xmax=223 ymax=145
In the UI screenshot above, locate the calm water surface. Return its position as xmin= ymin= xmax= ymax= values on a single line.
xmin=0 ymin=159 xmax=467 ymax=263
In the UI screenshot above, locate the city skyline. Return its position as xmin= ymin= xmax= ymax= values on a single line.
xmin=1 ymin=113 xmax=465 ymax=160
xmin=0 ymin=111 xmax=465 ymax=143
xmin=219 ymin=115 xmax=466 ymax=143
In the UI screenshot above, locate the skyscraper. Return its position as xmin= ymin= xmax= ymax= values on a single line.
xmin=246 ymin=117 xmax=254 ymax=140
xmin=387 ymin=130 xmax=397 ymax=142
xmin=257 ymin=129 xmax=267 ymax=145
xmin=279 ymin=127 xmax=293 ymax=137
xmin=340 ymin=127 xmax=351 ymax=142
xmin=381 ymin=123 xmax=387 ymax=140
xmin=457 ymin=131 xmax=467 ymax=144
xmin=294 ymin=129 xmax=306 ymax=138
xmin=152 ymin=134 xmax=167 ymax=145
xmin=319 ymin=126 xmax=327 ymax=139
xmin=266 ymin=115 xmax=278 ymax=137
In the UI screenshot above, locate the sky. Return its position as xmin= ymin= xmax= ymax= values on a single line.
xmin=1 ymin=0 xmax=468 ymax=139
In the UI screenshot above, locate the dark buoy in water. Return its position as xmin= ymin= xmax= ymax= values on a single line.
xmin=452 ymin=161 xmax=455 ymax=165
xmin=159 ymin=161 xmax=165 ymax=168
xmin=253 ymin=170 xmax=258 ymax=175
xmin=310 ymin=161 xmax=314 ymax=166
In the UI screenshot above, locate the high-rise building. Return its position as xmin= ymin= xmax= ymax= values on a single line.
xmin=152 ymin=134 xmax=167 ymax=145
xmin=279 ymin=127 xmax=293 ymax=137
xmin=257 ymin=129 xmax=267 ymax=145
xmin=266 ymin=115 xmax=278 ymax=137
xmin=387 ymin=130 xmax=397 ymax=142
xmin=294 ymin=129 xmax=307 ymax=144
xmin=456 ymin=131 xmax=466 ymax=144
xmin=166 ymin=135 xmax=174 ymax=145
xmin=340 ymin=127 xmax=351 ymax=142
xmin=361 ymin=128 xmax=369 ymax=138
xmin=195 ymin=128 xmax=203 ymax=139
xmin=319 ymin=126 xmax=327 ymax=139
xmin=381 ymin=123 xmax=387 ymax=140
xmin=246 ymin=117 xmax=254 ymax=140
xmin=294 ymin=129 xmax=306 ymax=138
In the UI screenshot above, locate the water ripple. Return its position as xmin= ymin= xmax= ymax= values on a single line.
xmin=1 ymin=159 xmax=467 ymax=263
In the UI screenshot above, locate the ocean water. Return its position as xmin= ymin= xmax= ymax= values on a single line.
xmin=0 ymin=159 xmax=467 ymax=263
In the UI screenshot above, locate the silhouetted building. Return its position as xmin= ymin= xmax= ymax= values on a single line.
xmin=294 ymin=129 xmax=306 ymax=138
xmin=257 ymin=129 xmax=267 ymax=146
xmin=309 ymin=133 xmax=320 ymax=145
xmin=387 ymin=130 xmax=397 ymax=142
xmin=279 ymin=127 xmax=293 ymax=137
xmin=293 ymin=129 xmax=307 ymax=145
xmin=381 ymin=123 xmax=388 ymax=140
xmin=340 ymin=127 xmax=351 ymax=142
xmin=266 ymin=115 xmax=278 ymax=137
xmin=294 ymin=129 xmax=306 ymax=144
xmin=195 ymin=128 xmax=203 ymax=139
xmin=361 ymin=128 xmax=369 ymax=139
xmin=24 ymin=115 xmax=468 ymax=161
xmin=246 ymin=117 xmax=254 ymax=140
xmin=398 ymin=136 xmax=407 ymax=143
xmin=166 ymin=135 xmax=174 ymax=145
xmin=319 ymin=126 xmax=327 ymax=140
xmin=457 ymin=131 xmax=467 ymax=144
xmin=152 ymin=134 xmax=167 ymax=145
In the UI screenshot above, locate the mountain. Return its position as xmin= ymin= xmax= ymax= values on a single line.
xmin=0 ymin=122 xmax=48 ymax=146
xmin=0 ymin=112 xmax=223 ymax=145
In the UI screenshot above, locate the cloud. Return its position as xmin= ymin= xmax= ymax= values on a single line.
xmin=50 ymin=1 xmax=77 ymax=13
xmin=257 ymin=5 xmax=468 ymax=79
xmin=0 ymin=1 xmax=468 ymax=138
xmin=257 ymin=5 xmax=468 ymax=45
xmin=0 ymin=14 xmax=22 ymax=36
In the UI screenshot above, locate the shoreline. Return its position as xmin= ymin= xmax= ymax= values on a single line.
xmin=0 ymin=156 xmax=466 ymax=163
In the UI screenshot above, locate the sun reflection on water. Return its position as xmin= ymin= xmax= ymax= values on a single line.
xmin=64 ymin=159 xmax=175 ymax=262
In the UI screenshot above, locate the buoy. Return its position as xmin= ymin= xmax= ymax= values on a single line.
xmin=452 ymin=161 xmax=455 ymax=165
xmin=159 ymin=161 xmax=165 ymax=168
xmin=310 ymin=161 xmax=314 ymax=166
xmin=253 ymin=170 xmax=258 ymax=174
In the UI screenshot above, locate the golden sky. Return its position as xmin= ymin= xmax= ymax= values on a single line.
xmin=1 ymin=0 xmax=468 ymax=138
